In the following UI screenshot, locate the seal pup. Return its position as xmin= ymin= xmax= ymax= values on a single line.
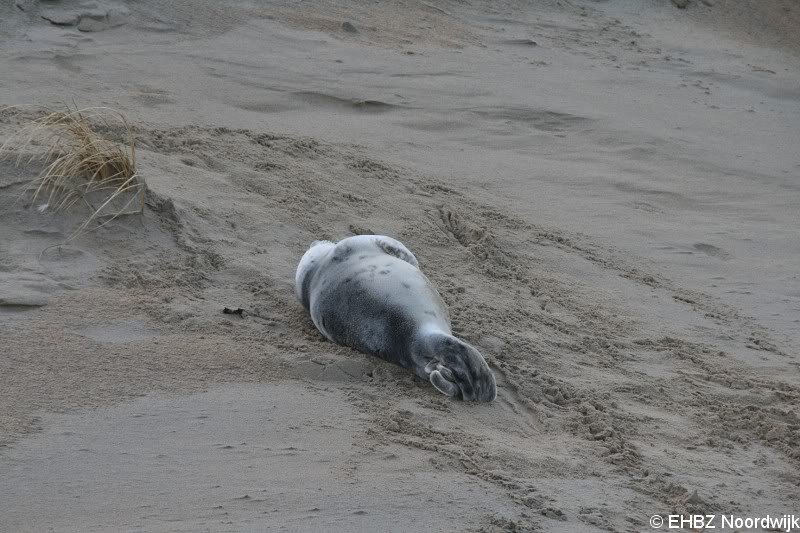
xmin=295 ymin=235 xmax=496 ymax=402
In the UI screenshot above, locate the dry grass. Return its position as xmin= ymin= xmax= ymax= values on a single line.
xmin=0 ymin=105 xmax=145 ymax=239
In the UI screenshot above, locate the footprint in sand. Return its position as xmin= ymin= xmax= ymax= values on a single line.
xmin=0 ymin=273 xmax=61 ymax=310
xmin=692 ymin=242 xmax=730 ymax=260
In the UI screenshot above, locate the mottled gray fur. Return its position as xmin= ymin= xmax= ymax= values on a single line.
xmin=295 ymin=235 xmax=496 ymax=402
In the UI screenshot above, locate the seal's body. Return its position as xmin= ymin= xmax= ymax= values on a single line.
xmin=295 ymin=235 xmax=496 ymax=402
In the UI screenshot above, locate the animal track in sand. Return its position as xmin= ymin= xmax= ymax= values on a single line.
xmin=692 ymin=242 xmax=730 ymax=259
xmin=467 ymin=106 xmax=593 ymax=132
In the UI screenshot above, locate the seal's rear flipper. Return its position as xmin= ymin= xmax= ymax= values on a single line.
xmin=430 ymin=370 xmax=459 ymax=396
xmin=423 ymin=333 xmax=497 ymax=402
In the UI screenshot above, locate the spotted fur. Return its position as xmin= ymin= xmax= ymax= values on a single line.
xmin=295 ymin=235 xmax=496 ymax=402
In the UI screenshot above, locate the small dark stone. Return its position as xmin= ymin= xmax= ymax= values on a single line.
xmin=223 ymin=307 xmax=245 ymax=317
xmin=342 ymin=21 xmax=358 ymax=33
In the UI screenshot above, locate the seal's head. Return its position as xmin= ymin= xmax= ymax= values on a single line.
xmin=422 ymin=333 xmax=497 ymax=402
xmin=295 ymin=240 xmax=335 ymax=310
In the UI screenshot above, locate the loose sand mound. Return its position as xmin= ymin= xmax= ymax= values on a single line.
xmin=2 ymin=113 xmax=797 ymax=531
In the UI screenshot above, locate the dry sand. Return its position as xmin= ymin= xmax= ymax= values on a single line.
xmin=1 ymin=0 xmax=798 ymax=531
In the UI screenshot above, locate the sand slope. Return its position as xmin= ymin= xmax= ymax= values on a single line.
xmin=1 ymin=1 xmax=798 ymax=531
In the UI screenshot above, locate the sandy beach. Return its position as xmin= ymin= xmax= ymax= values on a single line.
xmin=1 ymin=0 xmax=798 ymax=531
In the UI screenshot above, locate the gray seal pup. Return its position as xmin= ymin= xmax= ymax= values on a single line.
xmin=295 ymin=235 xmax=496 ymax=402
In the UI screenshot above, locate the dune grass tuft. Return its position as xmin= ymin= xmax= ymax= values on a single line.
xmin=0 ymin=105 xmax=145 ymax=239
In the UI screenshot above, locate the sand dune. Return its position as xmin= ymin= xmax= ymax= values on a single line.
xmin=1 ymin=1 xmax=798 ymax=531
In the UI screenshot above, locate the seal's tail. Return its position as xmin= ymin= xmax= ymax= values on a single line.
xmin=423 ymin=333 xmax=496 ymax=402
